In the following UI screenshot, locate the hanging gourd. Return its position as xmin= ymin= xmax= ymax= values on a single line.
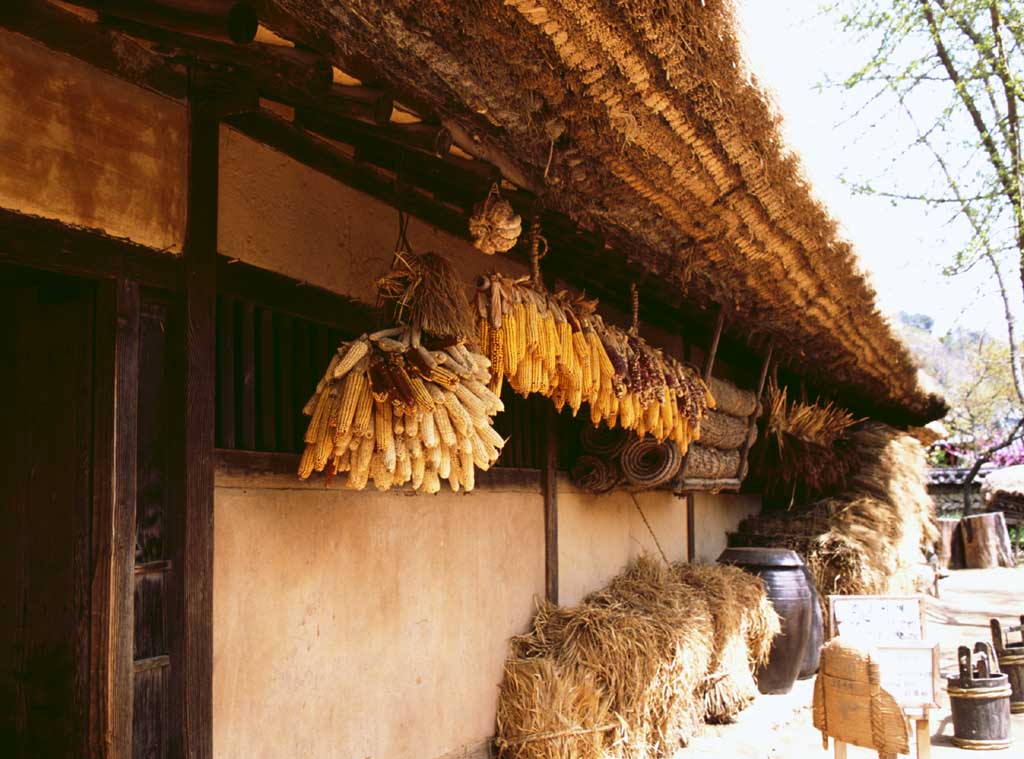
xmin=468 ymin=183 xmax=522 ymax=254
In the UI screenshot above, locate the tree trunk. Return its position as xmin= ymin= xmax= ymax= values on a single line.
xmin=938 ymin=517 xmax=965 ymax=569
xmin=962 ymin=512 xmax=1017 ymax=568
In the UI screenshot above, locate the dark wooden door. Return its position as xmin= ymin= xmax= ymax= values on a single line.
xmin=0 ymin=267 xmax=97 ymax=758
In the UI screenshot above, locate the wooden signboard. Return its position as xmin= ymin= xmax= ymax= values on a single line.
xmin=828 ymin=595 xmax=926 ymax=641
xmin=872 ymin=642 xmax=940 ymax=710
xmin=826 ymin=596 xmax=934 ymax=759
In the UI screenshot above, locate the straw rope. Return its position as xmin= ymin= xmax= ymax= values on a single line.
xmin=630 ymin=493 xmax=669 ymax=565
xmin=494 ymin=722 xmax=618 ymax=747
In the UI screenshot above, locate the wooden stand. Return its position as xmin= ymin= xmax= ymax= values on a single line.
xmin=962 ymin=512 xmax=1017 ymax=568
xmin=832 ymin=712 xmax=929 ymax=759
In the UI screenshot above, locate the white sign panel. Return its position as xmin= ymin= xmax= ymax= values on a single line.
xmin=872 ymin=642 xmax=940 ymax=709
xmin=829 ymin=595 xmax=925 ymax=641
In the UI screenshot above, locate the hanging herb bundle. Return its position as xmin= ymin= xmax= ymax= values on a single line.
xmin=298 ymin=242 xmax=505 ymax=492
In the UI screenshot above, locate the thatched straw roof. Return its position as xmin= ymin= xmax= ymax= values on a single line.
xmin=982 ymin=465 xmax=1024 ymax=499
xmin=271 ymin=0 xmax=945 ymax=423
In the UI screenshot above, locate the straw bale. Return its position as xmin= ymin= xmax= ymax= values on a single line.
xmin=699 ymin=410 xmax=749 ymax=451
xmin=731 ymin=423 xmax=937 ymax=600
xmin=707 ymin=376 xmax=757 ymax=418
xmin=497 ymin=556 xmax=777 ymax=758
xmin=681 ymin=444 xmax=740 ymax=480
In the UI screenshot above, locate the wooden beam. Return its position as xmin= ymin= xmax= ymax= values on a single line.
xmin=0 ymin=1 xmax=189 ymax=98
xmin=216 ymin=254 xmax=374 ymax=332
xmin=296 ymin=106 xmax=452 ymax=157
xmin=542 ymin=405 xmax=559 ymax=605
xmin=702 ymin=308 xmax=725 ymax=383
xmin=216 ymin=296 xmax=237 ymax=448
xmin=100 ymin=15 xmax=332 ymax=99
xmin=60 ymin=0 xmax=259 ymax=44
xmin=0 ymin=208 xmax=182 ymax=289
xmin=685 ymin=493 xmax=695 ymax=563
xmin=89 ymin=278 xmax=140 ymax=759
xmin=179 ymin=94 xmax=218 ymax=759
xmin=735 ymin=348 xmax=773 ymax=483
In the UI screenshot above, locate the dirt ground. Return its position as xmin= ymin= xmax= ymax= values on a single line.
xmin=681 ymin=568 xmax=1024 ymax=758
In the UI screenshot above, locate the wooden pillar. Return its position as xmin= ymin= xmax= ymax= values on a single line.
xmin=90 ymin=279 xmax=140 ymax=759
xmin=179 ymin=93 xmax=218 ymax=759
xmin=542 ymin=405 xmax=559 ymax=605
xmin=686 ymin=493 xmax=695 ymax=562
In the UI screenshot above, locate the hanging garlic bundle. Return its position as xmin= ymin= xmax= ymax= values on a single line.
xmin=468 ymin=184 xmax=522 ymax=254
xmin=298 ymin=326 xmax=505 ymax=492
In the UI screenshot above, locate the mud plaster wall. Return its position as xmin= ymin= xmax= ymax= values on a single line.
xmin=212 ymin=479 xmax=544 ymax=759
xmin=0 ymin=30 xmax=187 ymax=251
xmin=557 ymin=482 xmax=688 ymax=606
xmin=691 ymin=493 xmax=762 ymax=563
xmin=217 ymin=125 xmax=530 ymax=301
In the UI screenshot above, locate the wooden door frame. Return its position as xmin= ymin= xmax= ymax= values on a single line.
xmin=89 ymin=278 xmax=141 ymax=758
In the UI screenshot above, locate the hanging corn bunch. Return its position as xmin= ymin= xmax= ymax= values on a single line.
xmin=298 ymin=326 xmax=505 ymax=492
xmin=468 ymin=184 xmax=522 ymax=254
xmin=474 ymin=272 xmax=714 ymax=452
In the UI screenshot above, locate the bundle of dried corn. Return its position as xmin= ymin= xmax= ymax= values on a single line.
xmin=475 ymin=273 xmax=713 ymax=452
xmin=468 ymin=184 xmax=522 ymax=254
xmin=496 ymin=556 xmax=776 ymax=759
xmin=297 ymin=326 xmax=505 ymax=492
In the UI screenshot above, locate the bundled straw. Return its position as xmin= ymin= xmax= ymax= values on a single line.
xmin=707 ymin=376 xmax=758 ymax=418
xmin=620 ymin=438 xmax=683 ymax=489
xmin=496 ymin=556 xmax=778 ymax=759
xmin=699 ymin=410 xmax=750 ymax=450
xmin=375 ymin=250 xmax=475 ymax=341
xmin=731 ymin=423 xmax=938 ymax=600
xmin=673 ymin=563 xmax=779 ymax=723
xmin=297 ymin=326 xmax=505 ymax=492
xmin=680 ymin=445 xmax=741 ymax=480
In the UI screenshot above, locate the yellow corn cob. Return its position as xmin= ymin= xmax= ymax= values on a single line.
xmin=463 ymin=378 xmax=504 ymax=415
xmin=420 ymin=410 xmax=438 ymax=448
xmin=447 ymin=449 xmax=463 ymax=492
xmin=438 ymin=444 xmax=452 ymax=479
xmin=333 ymin=371 xmax=365 ymax=435
xmin=433 ymin=404 xmax=457 ymax=447
xmin=569 ymin=383 xmax=583 ymax=415
xmin=443 ymin=392 xmax=472 ymax=436
xmin=478 ymin=423 xmax=505 ymax=452
xmin=351 ymin=385 xmax=374 ymax=437
xmin=394 ymin=436 xmax=409 ymax=461
xmin=297 ymin=444 xmax=316 ymax=479
xmin=646 ymin=400 xmax=661 ymax=432
xmin=334 ymin=338 xmax=369 ymax=379
xmin=460 ymin=450 xmax=475 ymax=491
xmin=404 ymin=411 xmax=419 ymax=439
xmin=411 ymin=454 xmax=425 ymax=490
xmin=421 ymin=465 xmax=441 ymax=494
xmin=304 ymin=390 xmax=331 ymax=444
xmin=429 ymin=365 xmax=460 ymax=389
xmin=396 ymin=454 xmax=412 ymax=486
xmin=620 ymin=394 xmax=636 ymax=428
xmin=336 ymin=449 xmax=351 ymax=473
xmin=372 ymin=453 xmax=395 ymax=491
xmin=503 ymin=315 xmax=519 ymax=376
xmin=333 ymin=430 xmax=354 ymax=456
xmin=471 ymin=432 xmax=491 ymax=470
xmin=409 ymin=376 xmax=436 ymax=410
xmin=522 ymin=303 xmax=539 ymax=353
xmin=374 ymin=399 xmax=394 ymax=453
xmin=453 ymin=382 xmax=486 ymax=421
xmin=478 ymin=318 xmax=490 ymax=354
xmin=348 ymin=436 xmax=374 ymax=489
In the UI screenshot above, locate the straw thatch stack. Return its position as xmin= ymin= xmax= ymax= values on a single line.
xmin=495 ymin=556 xmax=779 ymax=758
xmin=731 ymin=423 xmax=938 ymax=599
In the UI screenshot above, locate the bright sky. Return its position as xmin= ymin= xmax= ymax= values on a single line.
xmin=735 ymin=1 xmax=1008 ymax=337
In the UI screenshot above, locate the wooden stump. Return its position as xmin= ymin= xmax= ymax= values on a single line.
xmin=938 ymin=517 xmax=964 ymax=569
xmin=962 ymin=512 xmax=1017 ymax=569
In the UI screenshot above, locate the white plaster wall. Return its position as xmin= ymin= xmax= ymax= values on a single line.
xmin=212 ymin=481 xmax=544 ymax=759
xmin=557 ymin=481 xmax=688 ymax=606
xmin=691 ymin=492 xmax=762 ymax=564
xmin=217 ymin=126 xmax=529 ymax=305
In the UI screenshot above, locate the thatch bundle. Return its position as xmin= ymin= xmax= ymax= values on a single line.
xmin=749 ymin=380 xmax=862 ymax=501
xmin=680 ymin=444 xmax=741 ymax=480
xmin=731 ymin=423 xmax=938 ymax=599
xmin=496 ymin=556 xmax=779 ymax=758
xmin=699 ymin=409 xmax=749 ymax=450
xmin=375 ymin=250 xmax=475 ymax=341
xmin=707 ymin=377 xmax=758 ymax=418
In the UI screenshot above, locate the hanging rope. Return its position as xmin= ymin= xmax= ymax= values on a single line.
xmin=630 ymin=281 xmax=640 ymax=336
xmin=529 ymin=218 xmax=549 ymax=289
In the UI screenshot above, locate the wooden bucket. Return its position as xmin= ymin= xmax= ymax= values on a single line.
xmin=991 ymin=616 xmax=1024 ymax=715
xmin=946 ymin=642 xmax=1012 ymax=750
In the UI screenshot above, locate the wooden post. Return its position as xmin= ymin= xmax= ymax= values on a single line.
xmin=685 ymin=493 xmax=695 ymax=562
xmin=90 ymin=279 xmax=140 ymax=759
xmin=915 ymin=715 xmax=931 ymax=759
xmin=702 ymin=308 xmax=725 ymax=384
xmin=179 ymin=92 xmax=218 ymax=759
xmin=542 ymin=404 xmax=559 ymax=605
